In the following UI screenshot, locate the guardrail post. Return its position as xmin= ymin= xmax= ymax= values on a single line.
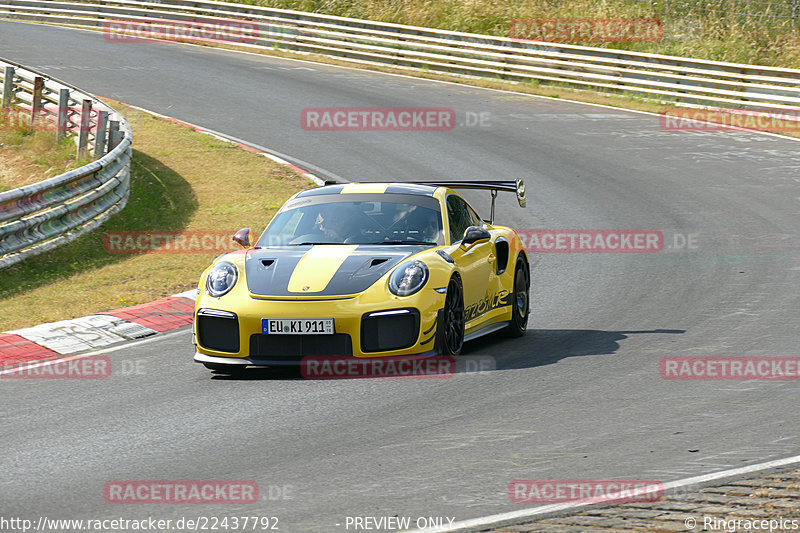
xmin=57 ymin=88 xmax=70 ymax=142
xmin=2 ymin=66 xmax=14 ymax=108
xmin=94 ymin=110 xmax=109 ymax=158
xmin=107 ymin=120 xmax=121 ymax=151
xmin=77 ymin=99 xmax=92 ymax=158
xmin=111 ymin=123 xmax=125 ymax=148
xmin=31 ymin=76 xmax=44 ymax=125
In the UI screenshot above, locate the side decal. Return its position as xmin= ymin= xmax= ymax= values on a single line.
xmin=465 ymin=290 xmax=511 ymax=322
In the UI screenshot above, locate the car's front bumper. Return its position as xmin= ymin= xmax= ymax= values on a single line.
xmin=193 ymin=292 xmax=444 ymax=363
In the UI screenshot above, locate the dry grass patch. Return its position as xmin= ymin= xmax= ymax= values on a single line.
xmin=0 ymin=111 xmax=89 ymax=191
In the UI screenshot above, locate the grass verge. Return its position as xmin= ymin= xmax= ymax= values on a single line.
xmin=0 ymin=101 xmax=313 ymax=331
xmin=0 ymin=110 xmax=91 ymax=191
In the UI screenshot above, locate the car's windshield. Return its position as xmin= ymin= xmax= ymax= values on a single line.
xmin=258 ymin=195 xmax=444 ymax=246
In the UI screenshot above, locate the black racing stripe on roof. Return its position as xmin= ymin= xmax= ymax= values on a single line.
xmin=297 ymin=185 xmax=345 ymax=197
xmin=385 ymin=184 xmax=437 ymax=196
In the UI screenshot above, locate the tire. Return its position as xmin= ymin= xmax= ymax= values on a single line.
xmin=505 ymin=258 xmax=530 ymax=337
xmin=438 ymin=276 xmax=465 ymax=355
xmin=203 ymin=363 xmax=247 ymax=374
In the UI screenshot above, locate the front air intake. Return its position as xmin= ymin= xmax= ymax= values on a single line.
xmin=196 ymin=309 xmax=240 ymax=353
xmin=361 ymin=309 xmax=420 ymax=352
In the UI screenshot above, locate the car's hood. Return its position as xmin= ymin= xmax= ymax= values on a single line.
xmin=244 ymin=245 xmax=430 ymax=297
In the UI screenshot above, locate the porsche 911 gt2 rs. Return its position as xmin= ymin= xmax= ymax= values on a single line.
xmin=193 ymin=180 xmax=529 ymax=373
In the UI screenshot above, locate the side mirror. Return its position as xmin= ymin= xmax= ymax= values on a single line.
xmin=515 ymin=178 xmax=526 ymax=208
xmin=232 ymin=228 xmax=256 ymax=249
xmin=462 ymin=226 xmax=491 ymax=247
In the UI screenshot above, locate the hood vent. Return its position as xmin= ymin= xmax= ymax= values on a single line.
xmin=245 ymin=246 xmax=428 ymax=297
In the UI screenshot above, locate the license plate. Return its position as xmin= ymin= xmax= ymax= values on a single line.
xmin=262 ymin=318 xmax=334 ymax=335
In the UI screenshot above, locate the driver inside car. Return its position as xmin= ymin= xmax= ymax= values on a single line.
xmin=317 ymin=205 xmax=359 ymax=243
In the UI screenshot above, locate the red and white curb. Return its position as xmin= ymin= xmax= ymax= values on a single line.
xmin=0 ymin=290 xmax=197 ymax=367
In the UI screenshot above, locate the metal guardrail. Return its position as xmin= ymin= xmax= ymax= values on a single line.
xmin=0 ymin=0 xmax=799 ymax=111
xmin=0 ymin=57 xmax=131 ymax=269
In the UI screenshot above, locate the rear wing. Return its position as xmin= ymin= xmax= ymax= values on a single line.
xmin=413 ymin=179 xmax=526 ymax=224
xmin=321 ymin=179 xmax=526 ymax=224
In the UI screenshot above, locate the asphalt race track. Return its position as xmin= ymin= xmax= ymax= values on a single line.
xmin=1 ymin=20 xmax=799 ymax=532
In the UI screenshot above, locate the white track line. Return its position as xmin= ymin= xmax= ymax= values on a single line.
xmin=412 ymin=454 xmax=800 ymax=532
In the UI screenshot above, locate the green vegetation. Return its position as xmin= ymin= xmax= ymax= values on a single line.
xmin=221 ymin=0 xmax=800 ymax=67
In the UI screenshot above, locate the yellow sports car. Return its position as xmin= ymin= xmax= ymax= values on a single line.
xmin=193 ymin=180 xmax=529 ymax=373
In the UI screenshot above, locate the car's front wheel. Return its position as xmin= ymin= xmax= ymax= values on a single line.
xmin=438 ymin=276 xmax=465 ymax=355
xmin=505 ymin=258 xmax=530 ymax=337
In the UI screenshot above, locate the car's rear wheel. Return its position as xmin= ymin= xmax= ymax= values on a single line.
xmin=506 ymin=258 xmax=530 ymax=337
xmin=203 ymin=363 xmax=247 ymax=374
xmin=439 ymin=276 xmax=464 ymax=355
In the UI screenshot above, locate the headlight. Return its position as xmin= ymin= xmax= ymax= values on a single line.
xmin=205 ymin=261 xmax=238 ymax=297
xmin=389 ymin=260 xmax=429 ymax=297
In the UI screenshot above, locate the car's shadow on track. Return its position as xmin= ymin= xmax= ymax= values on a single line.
xmin=462 ymin=328 xmax=686 ymax=370
xmin=208 ymin=328 xmax=685 ymax=380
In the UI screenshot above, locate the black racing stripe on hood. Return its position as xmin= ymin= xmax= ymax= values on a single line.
xmin=321 ymin=247 xmax=413 ymax=295
xmin=244 ymin=245 xmax=428 ymax=297
xmin=245 ymin=248 xmax=307 ymax=296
